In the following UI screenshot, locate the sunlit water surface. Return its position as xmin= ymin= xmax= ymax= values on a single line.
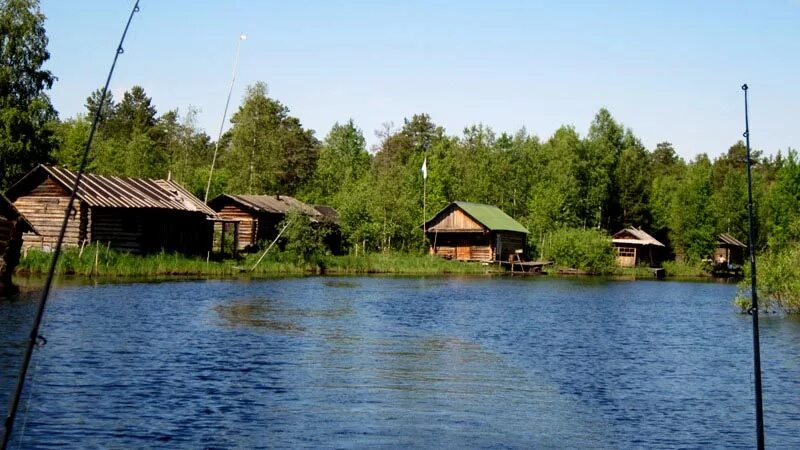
xmin=2 ymin=276 xmax=800 ymax=448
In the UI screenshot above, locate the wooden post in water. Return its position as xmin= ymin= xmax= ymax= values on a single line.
xmin=93 ymin=242 xmax=99 ymax=277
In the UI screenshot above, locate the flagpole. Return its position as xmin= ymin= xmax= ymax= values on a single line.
xmin=423 ymin=171 xmax=427 ymax=243
xmin=422 ymin=156 xmax=428 ymax=244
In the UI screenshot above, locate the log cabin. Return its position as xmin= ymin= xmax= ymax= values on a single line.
xmin=4 ymin=165 xmax=217 ymax=255
xmin=612 ymin=228 xmax=665 ymax=267
xmin=1 ymin=194 xmax=36 ymax=294
xmin=208 ymin=194 xmax=324 ymax=251
xmin=423 ymin=201 xmax=529 ymax=262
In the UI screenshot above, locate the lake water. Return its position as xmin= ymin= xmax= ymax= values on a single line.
xmin=2 ymin=276 xmax=800 ymax=448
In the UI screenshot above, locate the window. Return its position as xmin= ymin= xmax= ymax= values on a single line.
xmin=616 ymin=247 xmax=635 ymax=257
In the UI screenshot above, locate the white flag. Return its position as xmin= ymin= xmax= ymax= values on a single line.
xmin=421 ymin=157 xmax=428 ymax=180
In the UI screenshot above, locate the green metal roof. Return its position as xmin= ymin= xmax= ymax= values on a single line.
xmin=453 ymin=201 xmax=529 ymax=234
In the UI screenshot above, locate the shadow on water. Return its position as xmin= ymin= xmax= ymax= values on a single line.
xmin=213 ymin=299 xmax=305 ymax=332
xmin=323 ymin=280 xmax=359 ymax=288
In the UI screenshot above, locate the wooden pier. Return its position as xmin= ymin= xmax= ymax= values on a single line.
xmin=498 ymin=259 xmax=554 ymax=274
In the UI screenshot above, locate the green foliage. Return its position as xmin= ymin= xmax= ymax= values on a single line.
xmin=670 ymin=155 xmax=716 ymax=261
xmin=304 ymin=119 xmax=370 ymax=204
xmin=280 ymin=209 xmax=331 ymax=266
xmin=762 ymin=150 xmax=800 ymax=251
xmin=525 ymin=126 xmax=581 ymax=246
xmin=734 ymin=244 xmax=800 ymax=313
xmin=0 ymin=0 xmax=56 ymax=188
xmin=661 ymin=260 xmax=711 ymax=278
xmin=222 ymin=82 xmax=319 ymax=195
xmin=543 ymin=228 xmax=616 ymax=274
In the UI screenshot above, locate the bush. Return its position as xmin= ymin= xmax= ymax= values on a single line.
xmin=737 ymin=243 xmax=800 ymax=313
xmin=280 ymin=209 xmax=332 ymax=268
xmin=544 ymin=228 xmax=615 ymax=274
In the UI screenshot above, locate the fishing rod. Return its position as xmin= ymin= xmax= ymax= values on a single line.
xmin=742 ymin=83 xmax=765 ymax=450
xmin=1 ymin=2 xmax=141 ymax=448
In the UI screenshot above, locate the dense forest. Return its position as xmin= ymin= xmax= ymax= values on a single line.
xmin=4 ymin=0 xmax=800 ymax=308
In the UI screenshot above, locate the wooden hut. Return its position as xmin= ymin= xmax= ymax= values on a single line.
xmin=612 ymin=228 xmax=665 ymax=267
xmin=423 ymin=201 xmax=529 ymax=262
xmin=4 ymin=165 xmax=217 ymax=255
xmin=208 ymin=194 xmax=323 ymax=251
xmin=715 ymin=233 xmax=747 ymax=266
xmin=1 ymin=194 xmax=36 ymax=294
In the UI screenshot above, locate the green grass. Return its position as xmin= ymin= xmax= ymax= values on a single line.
xmin=321 ymin=253 xmax=490 ymax=274
xmin=16 ymin=247 xmax=492 ymax=278
xmin=660 ymin=260 xmax=712 ymax=278
xmin=607 ymin=261 xmax=711 ymax=279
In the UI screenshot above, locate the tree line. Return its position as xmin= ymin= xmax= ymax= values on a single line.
xmin=3 ymin=0 xmax=800 ymax=266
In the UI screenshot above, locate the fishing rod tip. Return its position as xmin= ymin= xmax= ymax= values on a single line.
xmin=742 ymin=84 xmax=749 ymax=91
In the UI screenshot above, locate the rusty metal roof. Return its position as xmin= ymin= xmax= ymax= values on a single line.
xmin=8 ymin=165 xmax=216 ymax=216
xmin=612 ymin=228 xmax=665 ymax=247
xmin=213 ymin=194 xmax=322 ymax=218
xmin=314 ymin=205 xmax=339 ymax=223
xmin=718 ymin=233 xmax=747 ymax=248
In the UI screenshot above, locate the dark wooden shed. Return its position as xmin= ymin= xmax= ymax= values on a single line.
xmin=423 ymin=201 xmax=529 ymax=262
xmin=1 ymin=194 xmax=36 ymax=294
xmin=208 ymin=194 xmax=323 ymax=251
xmin=314 ymin=205 xmax=343 ymax=255
xmin=715 ymin=233 xmax=747 ymax=266
xmin=612 ymin=228 xmax=665 ymax=267
xmin=5 ymin=165 xmax=217 ymax=255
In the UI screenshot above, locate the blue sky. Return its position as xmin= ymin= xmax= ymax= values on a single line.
xmin=40 ymin=0 xmax=799 ymax=158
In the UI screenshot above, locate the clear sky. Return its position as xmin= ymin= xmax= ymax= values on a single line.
xmin=39 ymin=0 xmax=799 ymax=159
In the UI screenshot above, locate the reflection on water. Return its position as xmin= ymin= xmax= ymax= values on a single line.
xmin=213 ymin=299 xmax=304 ymax=332
xmin=323 ymin=279 xmax=359 ymax=288
xmin=1 ymin=277 xmax=799 ymax=448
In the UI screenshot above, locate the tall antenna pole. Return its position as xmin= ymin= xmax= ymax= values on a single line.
xmin=204 ymin=33 xmax=247 ymax=203
xmin=742 ymin=83 xmax=765 ymax=450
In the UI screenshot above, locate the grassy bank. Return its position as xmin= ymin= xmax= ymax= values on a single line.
xmin=15 ymin=247 xmax=726 ymax=281
xmin=15 ymin=247 xmax=491 ymax=278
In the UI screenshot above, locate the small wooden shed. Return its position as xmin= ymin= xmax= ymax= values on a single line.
xmin=612 ymin=228 xmax=665 ymax=267
xmin=5 ymin=165 xmax=217 ymax=255
xmin=1 ymin=194 xmax=36 ymax=294
xmin=208 ymin=194 xmax=323 ymax=251
xmin=423 ymin=201 xmax=529 ymax=262
xmin=715 ymin=233 xmax=747 ymax=266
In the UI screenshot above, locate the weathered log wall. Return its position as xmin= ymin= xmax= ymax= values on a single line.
xmin=216 ymin=204 xmax=256 ymax=250
xmin=14 ymin=195 xmax=85 ymax=251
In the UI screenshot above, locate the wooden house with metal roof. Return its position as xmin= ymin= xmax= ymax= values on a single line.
xmin=1 ymin=194 xmax=36 ymax=294
xmin=4 ymin=165 xmax=217 ymax=255
xmin=423 ymin=201 xmax=529 ymax=262
xmin=715 ymin=233 xmax=747 ymax=266
xmin=208 ymin=194 xmax=324 ymax=251
xmin=611 ymin=228 xmax=665 ymax=267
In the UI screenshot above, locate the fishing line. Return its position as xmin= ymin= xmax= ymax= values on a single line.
xmin=16 ymin=333 xmax=45 ymax=449
xmin=1 ymin=2 xmax=141 ymax=448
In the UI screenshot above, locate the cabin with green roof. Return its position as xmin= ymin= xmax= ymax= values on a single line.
xmin=423 ymin=201 xmax=529 ymax=262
